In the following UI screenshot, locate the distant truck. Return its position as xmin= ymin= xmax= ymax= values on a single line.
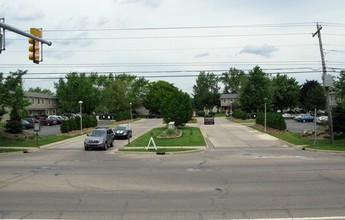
xmin=204 ymin=115 xmax=215 ymax=125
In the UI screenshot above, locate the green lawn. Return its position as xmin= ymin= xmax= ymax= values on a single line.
xmin=251 ymin=126 xmax=345 ymax=152
xmin=0 ymin=134 xmax=78 ymax=148
xmin=126 ymin=126 xmax=206 ymax=147
xmin=0 ymin=148 xmax=27 ymax=153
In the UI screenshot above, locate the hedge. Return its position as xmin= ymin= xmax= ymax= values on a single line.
xmin=256 ymin=112 xmax=286 ymax=131
xmin=232 ymin=109 xmax=250 ymax=120
xmin=60 ymin=115 xmax=98 ymax=133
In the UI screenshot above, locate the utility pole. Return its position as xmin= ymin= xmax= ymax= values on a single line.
xmin=312 ymin=23 xmax=334 ymax=144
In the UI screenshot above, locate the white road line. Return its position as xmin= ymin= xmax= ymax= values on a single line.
xmin=229 ymin=217 xmax=345 ymax=220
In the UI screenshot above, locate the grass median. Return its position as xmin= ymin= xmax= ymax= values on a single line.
xmin=119 ymin=126 xmax=206 ymax=153
xmin=251 ymin=125 xmax=345 ymax=152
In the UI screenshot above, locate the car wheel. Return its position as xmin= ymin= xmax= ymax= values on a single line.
xmin=84 ymin=146 xmax=88 ymax=151
xmin=103 ymin=143 xmax=108 ymax=151
xmin=47 ymin=122 xmax=50 ymax=126
xmin=303 ymin=120 xmax=306 ymax=123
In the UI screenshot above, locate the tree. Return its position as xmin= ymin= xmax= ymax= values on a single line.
xmin=54 ymin=72 xmax=101 ymax=114
xmin=144 ymin=80 xmax=178 ymax=114
xmin=192 ymin=71 xmax=220 ymax=110
xmin=220 ymin=68 xmax=247 ymax=93
xmin=271 ymin=74 xmax=300 ymax=113
xmin=161 ymin=90 xmax=192 ymax=127
xmin=239 ymin=66 xmax=271 ymax=113
xmin=3 ymin=70 xmax=30 ymax=133
xmin=27 ymin=87 xmax=54 ymax=95
xmin=101 ymin=74 xmax=148 ymax=120
xmin=334 ymin=70 xmax=345 ymax=101
xmin=299 ymin=80 xmax=325 ymax=112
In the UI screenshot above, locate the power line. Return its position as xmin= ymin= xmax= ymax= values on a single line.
xmin=43 ymin=22 xmax=316 ymax=32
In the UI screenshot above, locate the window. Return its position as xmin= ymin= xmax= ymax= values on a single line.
xmin=31 ymin=98 xmax=35 ymax=104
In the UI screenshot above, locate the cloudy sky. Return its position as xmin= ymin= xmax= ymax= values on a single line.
xmin=1 ymin=0 xmax=344 ymax=94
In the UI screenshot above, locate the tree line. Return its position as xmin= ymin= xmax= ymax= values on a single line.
xmin=1 ymin=67 xmax=345 ymax=134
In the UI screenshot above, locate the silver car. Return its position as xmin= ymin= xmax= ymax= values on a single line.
xmin=84 ymin=128 xmax=114 ymax=151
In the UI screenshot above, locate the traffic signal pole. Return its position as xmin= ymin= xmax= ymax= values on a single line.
xmin=0 ymin=21 xmax=52 ymax=46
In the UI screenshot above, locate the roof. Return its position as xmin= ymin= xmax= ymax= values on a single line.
xmin=25 ymin=92 xmax=57 ymax=99
xmin=220 ymin=93 xmax=238 ymax=99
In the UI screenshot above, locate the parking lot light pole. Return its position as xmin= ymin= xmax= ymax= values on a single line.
xmin=130 ymin=102 xmax=132 ymax=122
xmin=264 ymin=98 xmax=267 ymax=133
xmin=78 ymin=101 xmax=83 ymax=134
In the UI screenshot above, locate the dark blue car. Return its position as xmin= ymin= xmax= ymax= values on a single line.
xmin=296 ymin=115 xmax=314 ymax=123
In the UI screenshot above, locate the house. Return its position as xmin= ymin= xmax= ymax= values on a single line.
xmin=25 ymin=92 xmax=58 ymax=117
xmin=1 ymin=92 xmax=58 ymax=121
xmin=220 ymin=93 xmax=238 ymax=114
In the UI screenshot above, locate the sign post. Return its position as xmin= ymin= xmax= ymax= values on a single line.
xmin=34 ymin=122 xmax=40 ymax=148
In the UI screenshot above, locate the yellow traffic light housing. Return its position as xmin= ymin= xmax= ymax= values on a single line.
xmin=28 ymin=28 xmax=42 ymax=64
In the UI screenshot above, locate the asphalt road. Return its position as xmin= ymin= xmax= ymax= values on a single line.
xmin=1 ymin=118 xmax=344 ymax=220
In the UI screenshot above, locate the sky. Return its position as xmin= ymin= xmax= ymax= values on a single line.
xmin=1 ymin=0 xmax=344 ymax=94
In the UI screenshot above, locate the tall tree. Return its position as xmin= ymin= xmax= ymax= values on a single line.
xmin=271 ymin=74 xmax=300 ymax=113
xmin=192 ymin=71 xmax=220 ymax=110
xmin=144 ymin=80 xmax=178 ymax=114
xmin=220 ymin=68 xmax=247 ymax=93
xmin=239 ymin=66 xmax=271 ymax=113
xmin=54 ymin=72 xmax=101 ymax=114
xmin=299 ymin=80 xmax=325 ymax=111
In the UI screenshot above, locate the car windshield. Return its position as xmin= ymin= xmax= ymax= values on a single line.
xmin=90 ymin=129 xmax=106 ymax=137
xmin=115 ymin=126 xmax=127 ymax=131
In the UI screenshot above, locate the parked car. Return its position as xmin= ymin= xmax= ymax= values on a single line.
xmin=21 ymin=119 xmax=34 ymax=129
xmin=113 ymin=124 xmax=132 ymax=139
xmin=282 ymin=113 xmax=294 ymax=119
xmin=316 ymin=116 xmax=328 ymax=125
xmin=147 ymin=112 xmax=161 ymax=118
xmin=84 ymin=127 xmax=114 ymax=151
xmin=22 ymin=118 xmax=38 ymax=128
xmin=40 ymin=117 xmax=58 ymax=126
xmin=296 ymin=115 xmax=314 ymax=123
xmin=204 ymin=115 xmax=215 ymax=125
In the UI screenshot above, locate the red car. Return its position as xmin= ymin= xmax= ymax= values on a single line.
xmin=40 ymin=117 xmax=58 ymax=126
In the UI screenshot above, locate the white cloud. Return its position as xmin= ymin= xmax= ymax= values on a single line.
xmin=239 ymin=45 xmax=278 ymax=58
xmin=1 ymin=0 xmax=344 ymax=93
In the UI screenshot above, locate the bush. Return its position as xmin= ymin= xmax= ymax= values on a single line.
xmin=333 ymin=103 xmax=345 ymax=133
xmin=232 ymin=109 xmax=250 ymax=120
xmin=197 ymin=111 xmax=205 ymax=117
xmin=60 ymin=121 xmax=70 ymax=133
xmin=256 ymin=112 xmax=286 ymax=131
xmin=69 ymin=117 xmax=78 ymax=131
xmin=5 ymin=120 xmax=23 ymax=134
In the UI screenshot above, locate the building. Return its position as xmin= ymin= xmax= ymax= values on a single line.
xmin=220 ymin=93 xmax=238 ymax=114
xmin=25 ymin=92 xmax=58 ymax=117
xmin=1 ymin=92 xmax=58 ymax=121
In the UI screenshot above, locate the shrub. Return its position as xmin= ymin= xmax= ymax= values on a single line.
xmin=197 ymin=111 xmax=205 ymax=117
xmin=69 ymin=117 xmax=78 ymax=131
xmin=256 ymin=112 xmax=286 ymax=130
xmin=60 ymin=121 xmax=70 ymax=133
xmin=232 ymin=109 xmax=250 ymax=120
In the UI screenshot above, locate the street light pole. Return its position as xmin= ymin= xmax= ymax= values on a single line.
xmin=78 ymin=101 xmax=83 ymax=134
xmin=264 ymin=98 xmax=267 ymax=133
xmin=130 ymin=102 xmax=133 ymax=122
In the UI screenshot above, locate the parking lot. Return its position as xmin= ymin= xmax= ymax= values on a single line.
xmin=285 ymin=118 xmax=320 ymax=133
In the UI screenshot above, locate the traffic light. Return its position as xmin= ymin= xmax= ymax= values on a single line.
xmin=28 ymin=28 xmax=42 ymax=64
